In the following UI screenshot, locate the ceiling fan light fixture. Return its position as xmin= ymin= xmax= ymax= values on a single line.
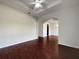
xmin=35 ymin=3 xmax=42 ymax=8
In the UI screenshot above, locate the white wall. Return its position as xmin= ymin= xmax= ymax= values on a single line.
xmin=53 ymin=0 xmax=79 ymax=48
xmin=39 ymin=0 xmax=79 ymax=48
xmin=59 ymin=6 xmax=79 ymax=48
xmin=0 ymin=4 xmax=37 ymax=48
xmin=49 ymin=20 xmax=58 ymax=36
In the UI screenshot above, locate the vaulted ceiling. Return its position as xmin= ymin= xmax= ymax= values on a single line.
xmin=0 ymin=0 xmax=62 ymax=20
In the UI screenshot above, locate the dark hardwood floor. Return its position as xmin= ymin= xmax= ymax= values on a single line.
xmin=0 ymin=35 xmax=59 ymax=59
xmin=0 ymin=35 xmax=79 ymax=59
xmin=59 ymin=45 xmax=79 ymax=59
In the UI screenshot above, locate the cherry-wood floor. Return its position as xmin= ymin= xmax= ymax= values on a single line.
xmin=0 ymin=36 xmax=79 ymax=59
xmin=59 ymin=45 xmax=79 ymax=59
xmin=0 ymin=36 xmax=59 ymax=59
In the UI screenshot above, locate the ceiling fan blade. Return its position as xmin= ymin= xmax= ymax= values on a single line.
xmin=31 ymin=2 xmax=36 ymax=4
xmin=35 ymin=0 xmax=39 ymax=2
xmin=38 ymin=0 xmax=46 ymax=4
xmin=31 ymin=0 xmax=39 ymax=4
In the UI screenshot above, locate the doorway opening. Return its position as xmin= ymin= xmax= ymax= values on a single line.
xmin=43 ymin=19 xmax=59 ymax=37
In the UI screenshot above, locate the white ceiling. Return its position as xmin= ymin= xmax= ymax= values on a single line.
xmin=62 ymin=0 xmax=79 ymax=8
xmin=0 ymin=0 xmax=62 ymax=20
xmin=0 ymin=0 xmax=79 ymax=20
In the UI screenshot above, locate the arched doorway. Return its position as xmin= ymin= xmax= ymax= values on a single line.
xmin=43 ymin=19 xmax=58 ymax=37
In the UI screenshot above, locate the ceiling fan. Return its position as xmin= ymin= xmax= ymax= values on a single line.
xmin=30 ymin=0 xmax=46 ymax=9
